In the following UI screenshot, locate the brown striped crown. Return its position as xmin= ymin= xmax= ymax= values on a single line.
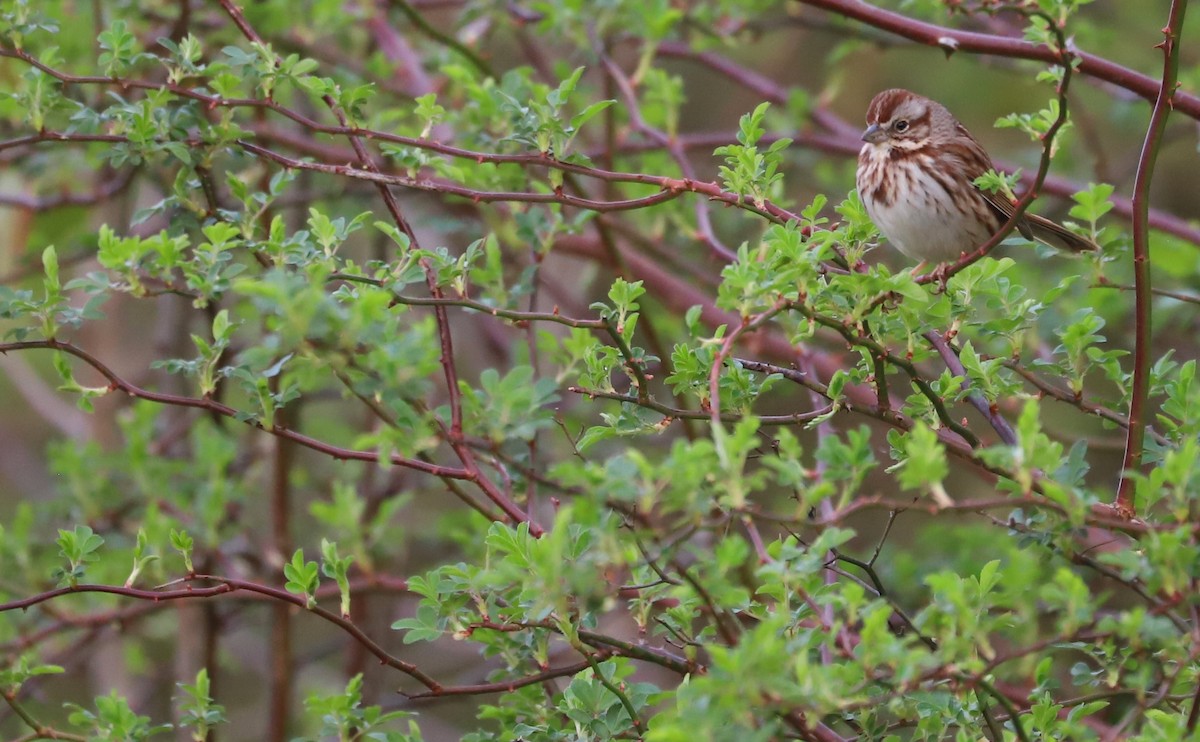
xmin=865 ymin=88 xmax=925 ymax=128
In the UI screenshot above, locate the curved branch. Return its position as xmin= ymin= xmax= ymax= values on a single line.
xmin=0 ymin=339 xmax=472 ymax=480
xmin=0 ymin=577 xmax=442 ymax=691
xmin=568 ymin=385 xmax=834 ymax=426
xmin=403 ymin=656 xmax=607 ymax=699
xmin=798 ymin=0 xmax=1200 ymax=120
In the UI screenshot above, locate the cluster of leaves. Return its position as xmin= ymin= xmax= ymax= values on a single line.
xmin=0 ymin=0 xmax=1198 ymax=740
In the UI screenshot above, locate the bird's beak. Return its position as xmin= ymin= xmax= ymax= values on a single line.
xmin=861 ymin=123 xmax=886 ymax=144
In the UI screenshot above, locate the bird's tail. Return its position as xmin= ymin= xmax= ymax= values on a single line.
xmin=1026 ymin=213 xmax=1099 ymax=253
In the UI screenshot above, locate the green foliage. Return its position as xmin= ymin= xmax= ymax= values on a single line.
xmin=321 ymin=539 xmax=354 ymax=618
xmin=176 ymin=669 xmax=227 ymax=741
xmin=0 ymin=0 xmax=1196 ymax=740
xmin=66 ymin=692 xmax=172 ymax=740
xmin=284 ymin=549 xmax=321 ymax=609
xmin=53 ymin=525 xmax=104 ymax=587
xmin=303 ymin=675 xmax=422 ymax=742
xmin=558 ymin=660 xmax=654 ymax=738
xmin=0 ymin=655 xmax=64 ymax=693
xmin=715 ymin=103 xmax=793 ymax=208
xmin=123 ymin=529 xmax=159 ymax=588
xmin=892 ymin=421 xmax=949 ymax=496
xmin=170 ymin=529 xmax=195 ymax=574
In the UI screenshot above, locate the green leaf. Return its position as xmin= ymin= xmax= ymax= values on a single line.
xmin=893 ymin=422 xmax=948 ymax=494
xmin=283 ymin=549 xmax=320 ymax=608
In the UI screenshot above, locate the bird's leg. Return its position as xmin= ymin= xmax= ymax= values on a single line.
xmin=931 ymin=263 xmax=951 ymax=291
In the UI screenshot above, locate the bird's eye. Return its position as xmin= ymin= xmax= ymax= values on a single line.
xmin=894 ymin=120 xmax=909 ymax=132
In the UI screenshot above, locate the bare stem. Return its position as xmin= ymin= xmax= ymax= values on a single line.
xmin=1115 ymin=0 xmax=1189 ymax=517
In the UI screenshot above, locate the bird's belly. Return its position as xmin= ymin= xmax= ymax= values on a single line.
xmin=859 ymin=161 xmax=996 ymax=263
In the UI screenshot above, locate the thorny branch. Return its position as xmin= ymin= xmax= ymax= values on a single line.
xmin=1115 ymin=0 xmax=1190 ymax=517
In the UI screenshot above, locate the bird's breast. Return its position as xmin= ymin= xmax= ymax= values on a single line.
xmin=856 ymin=148 xmax=998 ymax=263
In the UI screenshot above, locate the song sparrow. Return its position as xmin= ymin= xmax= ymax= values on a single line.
xmin=855 ymin=88 xmax=1098 ymax=267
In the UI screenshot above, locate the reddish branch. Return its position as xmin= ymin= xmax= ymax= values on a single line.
xmin=214 ymin=0 xmax=539 ymax=536
xmin=0 ymin=576 xmax=691 ymax=698
xmin=0 ymin=576 xmax=441 ymax=689
xmin=798 ymin=0 xmax=1200 ymax=120
xmin=598 ymin=42 xmax=734 ymax=260
xmin=707 ymin=299 xmax=791 ymax=430
xmin=1003 ymin=358 xmax=1169 ymax=447
xmin=0 ymin=573 xmax=700 ymax=697
xmin=239 ymin=140 xmax=685 ymax=212
xmin=1115 ymin=0 xmax=1189 ymax=517
xmin=466 ymin=619 xmax=695 ymax=675
xmin=0 ymin=339 xmax=472 ymax=479
xmin=568 ymin=385 xmax=835 ymax=426
xmin=795 ymin=492 xmax=1161 ymax=536
xmin=5 ymin=39 xmax=1197 ymax=250
xmin=404 ymin=657 xmax=608 ymax=699
xmin=1 ymin=575 xmax=413 ymax=658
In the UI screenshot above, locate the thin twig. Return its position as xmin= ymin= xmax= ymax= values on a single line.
xmin=0 ymin=339 xmax=470 ymax=478
xmin=1 ymin=689 xmax=88 ymax=742
xmin=0 ymin=577 xmax=442 ymax=690
xmin=386 ymin=0 xmax=493 ymax=77
xmin=403 ymin=656 xmax=606 ymax=699
xmin=568 ymin=385 xmax=833 ymax=426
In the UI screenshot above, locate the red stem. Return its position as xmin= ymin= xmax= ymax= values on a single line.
xmin=213 ymin=0 xmax=540 ymax=535
xmin=0 ymin=339 xmax=471 ymax=479
xmin=403 ymin=655 xmax=609 ymax=699
xmin=1115 ymin=0 xmax=1189 ymax=517
xmin=0 ymin=578 xmax=443 ymax=690
xmin=799 ymin=0 xmax=1200 ymax=120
